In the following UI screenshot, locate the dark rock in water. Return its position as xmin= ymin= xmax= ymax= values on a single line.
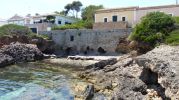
xmin=0 ymin=42 xmax=44 ymax=62
xmin=0 ymin=53 xmax=14 ymax=67
xmin=82 ymin=85 xmax=94 ymax=100
xmin=85 ymin=58 xmax=117 ymax=70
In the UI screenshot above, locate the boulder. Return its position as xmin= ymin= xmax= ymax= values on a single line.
xmin=30 ymin=36 xmax=55 ymax=54
xmin=136 ymin=45 xmax=179 ymax=99
xmin=85 ymin=58 xmax=117 ymax=70
xmin=0 ymin=35 xmax=55 ymax=54
xmin=0 ymin=53 xmax=14 ymax=67
xmin=0 ymin=42 xmax=44 ymax=62
xmin=82 ymin=85 xmax=95 ymax=100
xmin=0 ymin=42 xmax=44 ymax=67
xmin=112 ymin=76 xmax=147 ymax=100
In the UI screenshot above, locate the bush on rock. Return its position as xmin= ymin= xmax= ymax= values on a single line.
xmin=129 ymin=12 xmax=175 ymax=46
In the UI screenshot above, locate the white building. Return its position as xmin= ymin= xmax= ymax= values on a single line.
xmin=0 ymin=18 xmax=7 ymax=26
xmin=55 ymin=15 xmax=77 ymax=25
xmin=7 ymin=14 xmax=25 ymax=26
xmin=7 ymin=13 xmax=77 ymax=33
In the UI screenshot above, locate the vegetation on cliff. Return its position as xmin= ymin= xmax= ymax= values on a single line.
xmin=0 ymin=24 xmax=32 ymax=36
xmin=174 ymin=16 xmax=179 ymax=24
xmin=0 ymin=24 xmax=50 ymax=40
xmin=129 ymin=12 xmax=175 ymax=46
xmin=52 ymin=5 xmax=104 ymax=30
xmin=165 ymin=29 xmax=179 ymax=45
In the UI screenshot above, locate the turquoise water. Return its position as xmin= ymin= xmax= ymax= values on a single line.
xmin=0 ymin=62 xmax=81 ymax=100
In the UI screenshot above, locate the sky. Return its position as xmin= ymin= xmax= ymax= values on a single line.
xmin=0 ymin=0 xmax=177 ymax=19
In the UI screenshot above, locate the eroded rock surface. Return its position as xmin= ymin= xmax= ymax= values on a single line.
xmin=79 ymin=45 xmax=179 ymax=100
xmin=0 ymin=42 xmax=44 ymax=67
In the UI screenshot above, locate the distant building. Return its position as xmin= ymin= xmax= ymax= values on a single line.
xmin=7 ymin=14 xmax=25 ymax=26
xmin=7 ymin=13 xmax=77 ymax=33
xmin=0 ymin=18 xmax=7 ymax=26
xmin=94 ymin=4 xmax=179 ymax=29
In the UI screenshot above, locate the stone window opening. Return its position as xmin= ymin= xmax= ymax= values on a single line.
xmin=98 ymin=47 xmax=106 ymax=54
xmin=70 ymin=35 xmax=74 ymax=41
xmin=122 ymin=17 xmax=126 ymax=21
xmin=112 ymin=15 xmax=118 ymax=22
xmin=104 ymin=18 xmax=108 ymax=22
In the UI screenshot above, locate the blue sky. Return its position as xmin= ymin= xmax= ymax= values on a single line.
xmin=0 ymin=0 xmax=177 ymax=19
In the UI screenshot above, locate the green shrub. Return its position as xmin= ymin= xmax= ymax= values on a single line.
xmin=0 ymin=24 xmax=33 ymax=36
xmin=165 ymin=29 xmax=179 ymax=45
xmin=129 ymin=12 xmax=175 ymax=46
xmin=174 ymin=16 xmax=179 ymax=24
xmin=52 ymin=21 xmax=84 ymax=30
xmin=51 ymin=20 xmax=93 ymax=30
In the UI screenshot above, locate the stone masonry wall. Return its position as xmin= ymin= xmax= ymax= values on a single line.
xmin=93 ymin=22 xmax=128 ymax=30
xmin=39 ymin=29 xmax=132 ymax=54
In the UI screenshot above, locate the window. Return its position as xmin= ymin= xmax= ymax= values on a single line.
xmin=65 ymin=22 xmax=72 ymax=25
xmin=122 ymin=17 xmax=126 ymax=21
xmin=58 ymin=21 xmax=61 ymax=24
xmin=104 ymin=18 xmax=108 ymax=22
xmin=70 ymin=36 xmax=74 ymax=41
xmin=112 ymin=15 xmax=118 ymax=22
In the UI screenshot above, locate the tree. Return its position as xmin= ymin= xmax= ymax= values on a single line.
xmin=35 ymin=13 xmax=40 ymax=16
xmin=71 ymin=1 xmax=83 ymax=18
xmin=81 ymin=5 xmax=104 ymax=21
xmin=65 ymin=3 xmax=73 ymax=15
xmin=64 ymin=1 xmax=83 ymax=18
xmin=54 ymin=11 xmax=60 ymax=15
xmin=46 ymin=15 xmax=55 ymax=24
xmin=60 ymin=10 xmax=68 ymax=16
xmin=81 ymin=5 xmax=104 ymax=28
xmin=129 ymin=12 xmax=175 ymax=46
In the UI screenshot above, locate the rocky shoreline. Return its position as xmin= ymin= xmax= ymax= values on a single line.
xmin=0 ymin=42 xmax=44 ymax=67
xmin=76 ymin=45 xmax=179 ymax=100
xmin=0 ymin=43 xmax=178 ymax=100
xmin=44 ymin=45 xmax=179 ymax=100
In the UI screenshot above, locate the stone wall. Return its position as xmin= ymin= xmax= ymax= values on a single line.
xmin=25 ymin=23 xmax=54 ymax=32
xmin=93 ymin=22 xmax=128 ymax=30
xmin=39 ymin=29 xmax=132 ymax=54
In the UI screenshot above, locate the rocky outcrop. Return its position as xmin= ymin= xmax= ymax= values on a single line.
xmin=136 ymin=45 xmax=179 ymax=100
xmin=79 ymin=45 xmax=179 ymax=100
xmin=0 ymin=35 xmax=54 ymax=54
xmin=0 ymin=53 xmax=14 ymax=67
xmin=116 ymin=39 xmax=153 ymax=54
xmin=0 ymin=42 xmax=44 ymax=67
xmin=30 ymin=36 xmax=54 ymax=54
